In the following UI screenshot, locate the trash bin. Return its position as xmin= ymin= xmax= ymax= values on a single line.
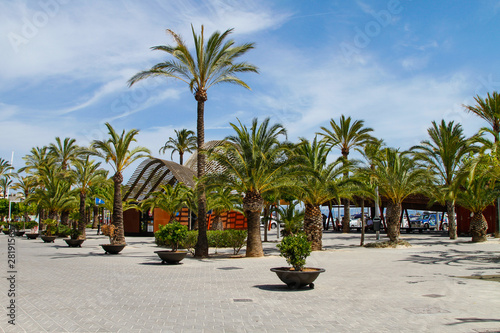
xmin=373 ymin=217 xmax=381 ymax=231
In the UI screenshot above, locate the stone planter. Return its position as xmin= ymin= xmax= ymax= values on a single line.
xmin=64 ymin=239 xmax=85 ymax=247
xmin=41 ymin=235 xmax=57 ymax=243
xmin=154 ymin=250 xmax=188 ymax=264
xmin=26 ymin=233 xmax=39 ymax=240
xmin=100 ymin=244 xmax=126 ymax=254
xmin=2 ymin=229 xmax=10 ymax=235
xmin=270 ymin=267 xmax=325 ymax=289
xmin=15 ymin=231 xmax=25 ymax=237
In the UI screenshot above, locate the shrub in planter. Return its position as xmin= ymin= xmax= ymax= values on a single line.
xmin=43 ymin=219 xmax=58 ymax=236
xmin=276 ymin=233 xmax=311 ymax=271
xmin=154 ymin=221 xmax=188 ymax=252
xmin=25 ymin=221 xmax=38 ymax=230
xmin=101 ymin=224 xmax=117 ymax=244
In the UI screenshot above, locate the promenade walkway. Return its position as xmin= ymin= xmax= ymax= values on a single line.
xmin=0 ymin=229 xmax=499 ymax=332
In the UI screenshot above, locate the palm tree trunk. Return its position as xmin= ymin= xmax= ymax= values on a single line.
xmin=112 ymin=172 xmax=125 ymax=245
xmin=195 ymin=97 xmax=209 ymax=258
xmin=92 ymin=205 xmax=99 ymax=229
xmin=446 ymin=200 xmax=457 ymax=239
xmin=360 ymin=199 xmax=365 ymax=246
xmin=386 ymin=201 xmax=401 ymax=242
xmin=210 ymin=214 xmax=223 ymax=230
xmin=60 ymin=211 xmax=70 ymax=226
xmin=243 ymin=190 xmax=264 ymax=257
xmin=78 ymin=192 xmax=86 ymax=239
xmin=304 ymin=204 xmax=323 ymax=251
xmin=263 ymin=205 xmax=269 ymax=242
xmin=179 ymin=152 xmax=184 ymax=165
xmin=470 ymin=211 xmax=488 ymax=242
xmin=342 ymin=199 xmax=350 ymax=233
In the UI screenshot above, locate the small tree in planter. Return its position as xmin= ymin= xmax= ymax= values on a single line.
xmin=100 ymin=224 xmax=125 ymax=254
xmin=277 ymin=233 xmax=311 ymax=271
xmin=41 ymin=219 xmax=58 ymax=243
xmin=154 ymin=221 xmax=189 ymax=264
xmin=272 ymin=233 xmax=325 ymax=289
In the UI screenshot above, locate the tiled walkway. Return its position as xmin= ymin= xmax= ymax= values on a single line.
xmin=0 ymin=229 xmax=499 ymax=332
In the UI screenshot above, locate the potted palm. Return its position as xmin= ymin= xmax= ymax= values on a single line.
xmin=100 ymin=224 xmax=126 ymax=254
xmin=154 ymin=221 xmax=189 ymax=264
xmin=25 ymin=221 xmax=40 ymax=239
xmin=64 ymin=224 xmax=84 ymax=247
xmin=271 ymin=233 xmax=325 ymax=289
xmin=41 ymin=219 xmax=58 ymax=243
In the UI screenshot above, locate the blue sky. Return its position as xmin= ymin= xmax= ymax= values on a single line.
xmin=1 ymin=0 xmax=500 ymax=180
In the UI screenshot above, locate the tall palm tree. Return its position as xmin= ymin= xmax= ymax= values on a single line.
xmin=293 ymin=137 xmax=347 ymax=250
xmin=464 ymin=91 xmax=500 ymax=237
xmin=129 ymin=25 xmax=258 ymax=258
xmin=411 ymin=120 xmax=475 ymax=239
xmin=91 ymin=123 xmax=150 ymax=245
xmin=12 ymin=175 xmax=37 ymax=222
xmin=207 ymin=118 xmax=296 ymax=257
xmin=159 ymin=129 xmax=197 ymax=165
xmin=0 ymin=176 xmax=12 ymax=199
xmin=72 ymin=155 xmax=107 ymax=239
xmin=206 ymin=186 xmax=242 ymax=231
xmin=464 ymin=91 xmax=500 ymax=140
xmin=368 ymin=148 xmax=428 ymax=242
xmin=0 ymin=158 xmax=14 ymax=180
xmin=48 ymin=137 xmax=81 ymax=226
xmin=49 ymin=137 xmax=81 ymax=170
xmin=319 ymin=115 xmax=374 ymax=233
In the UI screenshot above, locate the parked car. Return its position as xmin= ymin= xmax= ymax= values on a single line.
xmin=410 ymin=212 xmax=448 ymax=230
xmin=260 ymin=217 xmax=278 ymax=229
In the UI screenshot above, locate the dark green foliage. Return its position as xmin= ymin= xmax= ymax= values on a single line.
xmin=43 ymin=219 xmax=58 ymax=236
xmin=25 ymin=221 xmax=38 ymax=229
xmin=56 ymin=224 xmax=71 ymax=237
xmin=277 ymin=233 xmax=312 ymax=271
xmin=154 ymin=221 xmax=188 ymax=251
xmin=156 ymin=229 xmax=247 ymax=255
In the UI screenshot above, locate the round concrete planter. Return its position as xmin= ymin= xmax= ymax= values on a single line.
xmin=154 ymin=250 xmax=188 ymax=264
xmin=270 ymin=267 xmax=325 ymax=289
xmin=41 ymin=235 xmax=57 ymax=243
xmin=100 ymin=244 xmax=126 ymax=254
xmin=64 ymin=239 xmax=85 ymax=247
xmin=26 ymin=233 xmax=40 ymax=240
xmin=2 ymin=229 xmax=10 ymax=235
xmin=15 ymin=231 xmax=25 ymax=237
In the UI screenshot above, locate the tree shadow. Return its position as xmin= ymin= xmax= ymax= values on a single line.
xmin=446 ymin=317 xmax=500 ymax=326
xmin=400 ymin=249 xmax=500 ymax=268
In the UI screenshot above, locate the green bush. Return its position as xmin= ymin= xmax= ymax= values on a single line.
xmin=25 ymin=221 xmax=38 ymax=229
xmin=181 ymin=230 xmax=198 ymax=255
xmin=226 ymin=229 xmax=247 ymax=255
xmin=155 ymin=228 xmax=247 ymax=255
xmin=56 ymin=224 xmax=71 ymax=237
xmin=281 ymin=219 xmax=303 ymax=237
xmin=10 ymin=221 xmax=23 ymax=230
xmin=277 ymin=233 xmax=311 ymax=271
xmin=43 ymin=219 xmax=58 ymax=236
xmin=154 ymin=221 xmax=188 ymax=251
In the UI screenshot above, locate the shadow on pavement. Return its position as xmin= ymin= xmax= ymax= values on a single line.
xmin=253 ymin=284 xmax=314 ymax=292
xmin=446 ymin=317 xmax=500 ymax=326
xmin=400 ymin=249 xmax=500 ymax=268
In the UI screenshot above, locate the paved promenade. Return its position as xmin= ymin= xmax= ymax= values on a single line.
xmin=0 ymin=229 xmax=499 ymax=333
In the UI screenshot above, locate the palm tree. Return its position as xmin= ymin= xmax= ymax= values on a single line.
xmin=0 ymin=158 xmax=14 ymax=180
xmin=274 ymin=201 xmax=305 ymax=236
xmin=141 ymin=183 xmax=191 ymax=223
xmin=207 ymin=118 xmax=296 ymax=257
xmin=456 ymin=170 xmax=500 ymax=242
xmin=91 ymin=123 xmax=150 ymax=245
xmin=464 ymin=91 xmax=500 ymax=140
xmin=411 ymin=120 xmax=475 ymax=239
xmin=12 ymin=175 xmax=37 ymax=222
xmin=0 ymin=176 xmax=12 ymax=199
xmin=49 ymin=137 xmax=81 ymax=170
xmin=206 ymin=186 xmax=242 ymax=230
xmin=72 ymin=155 xmax=107 ymax=239
xmin=129 ymin=25 xmax=258 ymax=258
xmin=159 ymin=129 xmax=197 ymax=165
xmin=319 ymin=115 xmax=374 ymax=233
xmin=368 ymin=148 xmax=428 ymax=242
xmin=293 ymin=137 xmax=347 ymax=250
xmin=463 ymin=91 xmax=500 ymax=237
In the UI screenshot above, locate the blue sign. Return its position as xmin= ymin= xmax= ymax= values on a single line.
xmin=95 ymin=198 xmax=105 ymax=205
